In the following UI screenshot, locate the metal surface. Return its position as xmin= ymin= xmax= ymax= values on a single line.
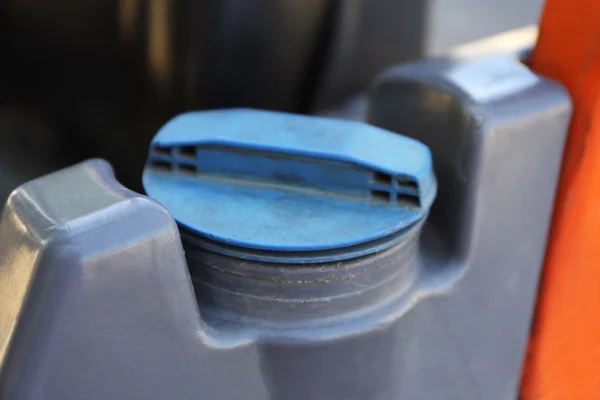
xmin=425 ymin=0 xmax=543 ymax=54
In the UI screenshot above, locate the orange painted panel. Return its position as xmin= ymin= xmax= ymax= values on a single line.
xmin=521 ymin=1 xmax=600 ymax=399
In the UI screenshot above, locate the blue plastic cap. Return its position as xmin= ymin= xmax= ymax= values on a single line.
xmin=143 ymin=109 xmax=436 ymax=263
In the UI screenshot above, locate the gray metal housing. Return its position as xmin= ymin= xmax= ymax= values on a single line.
xmin=0 ymin=32 xmax=570 ymax=399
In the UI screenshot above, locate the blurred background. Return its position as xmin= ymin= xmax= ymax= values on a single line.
xmin=0 ymin=0 xmax=543 ymax=204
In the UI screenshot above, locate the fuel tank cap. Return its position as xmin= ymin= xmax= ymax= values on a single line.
xmin=143 ymin=108 xmax=436 ymax=263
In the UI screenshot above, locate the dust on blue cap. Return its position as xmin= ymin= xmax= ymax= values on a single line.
xmin=143 ymin=108 xmax=436 ymax=263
